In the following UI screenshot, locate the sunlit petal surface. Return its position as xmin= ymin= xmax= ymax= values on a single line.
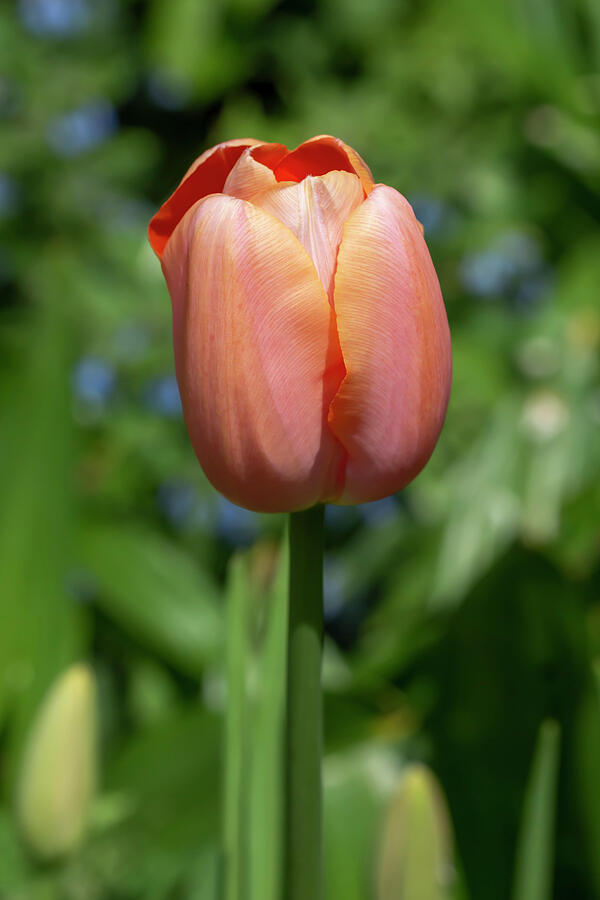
xmin=252 ymin=171 xmax=363 ymax=298
xmin=329 ymin=185 xmax=452 ymax=504
xmin=161 ymin=193 xmax=345 ymax=512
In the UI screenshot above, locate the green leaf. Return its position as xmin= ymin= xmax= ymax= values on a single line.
xmin=79 ymin=708 xmax=222 ymax=897
xmin=325 ymin=744 xmax=399 ymax=900
xmin=0 ymin=303 xmax=85 ymax=772
xmin=79 ymin=524 xmax=223 ymax=676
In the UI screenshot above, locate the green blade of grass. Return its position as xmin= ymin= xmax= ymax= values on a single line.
xmin=512 ymin=719 xmax=561 ymax=900
xmin=223 ymin=554 xmax=251 ymax=900
xmin=247 ymin=540 xmax=288 ymax=900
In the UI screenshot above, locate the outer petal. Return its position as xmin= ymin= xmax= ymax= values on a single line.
xmin=334 ymin=137 xmax=375 ymax=196
xmin=148 ymin=138 xmax=261 ymax=258
xmin=161 ymin=194 xmax=346 ymax=512
xmin=251 ymin=171 xmax=364 ymax=298
xmin=329 ymin=185 xmax=452 ymax=504
xmin=274 ymin=135 xmax=374 ymax=196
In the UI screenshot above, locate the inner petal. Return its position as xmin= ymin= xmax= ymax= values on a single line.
xmin=223 ymin=143 xmax=288 ymax=201
xmin=273 ymin=136 xmax=358 ymax=183
xmin=148 ymin=140 xmax=258 ymax=258
xmin=251 ymin=171 xmax=364 ymax=298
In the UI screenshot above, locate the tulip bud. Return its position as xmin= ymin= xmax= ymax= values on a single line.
xmin=376 ymin=763 xmax=454 ymax=900
xmin=149 ymin=135 xmax=451 ymax=513
xmin=17 ymin=663 xmax=98 ymax=860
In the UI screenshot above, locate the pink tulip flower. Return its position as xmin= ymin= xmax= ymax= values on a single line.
xmin=149 ymin=135 xmax=451 ymax=512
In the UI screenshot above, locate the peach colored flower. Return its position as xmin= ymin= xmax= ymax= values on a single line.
xmin=149 ymin=136 xmax=451 ymax=512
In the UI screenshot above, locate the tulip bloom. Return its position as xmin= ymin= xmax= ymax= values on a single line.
xmin=149 ymin=135 xmax=451 ymax=512
xmin=17 ymin=665 xmax=98 ymax=860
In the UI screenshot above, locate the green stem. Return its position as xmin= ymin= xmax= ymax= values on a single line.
xmin=285 ymin=505 xmax=325 ymax=900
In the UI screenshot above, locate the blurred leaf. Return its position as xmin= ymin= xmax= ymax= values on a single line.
xmin=512 ymin=720 xmax=561 ymax=900
xmin=432 ymin=401 xmax=521 ymax=608
xmin=80 ymin=708 xmax=221 ymax=897
xmin=145 ymin=0 xmax=247 ymax=102
xmin=0 ymin=303 xmax=85 ymax=767
xmin=79 ymin=523 xmax=223 ymax=676
xmin=324 ymin=744 xmax=399 ymax=900
xmin=0 ymin=809 xmax=30 ymax=894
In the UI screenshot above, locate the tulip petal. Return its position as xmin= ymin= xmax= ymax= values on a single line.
xmin=334 ymin=137 xmax=375 ymax=196
xmin=274 ymin=135 xmax=374 ymax=195
xmin=161 ymin=194 xmax=346 ymax=512
xmin=329 ymin=185 xmax=452 ymax=504
xmin=148 ymin=139 xmax=261 ymax=259
xmin=251 ymin=171 xmax=363 ymax=298
xmin=223 ymin=143 xmax=288 ymax=201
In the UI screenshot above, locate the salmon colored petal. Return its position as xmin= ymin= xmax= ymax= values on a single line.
xmin=251 ymin=171 xmax=364 ymax=298
xmin=249 ymin=142 xmax=289 ymax=171
xmin=181 ymin=138 xmax=262 ymax=180
xmin=148 ymin=138 xmax=261 ymax=259
xmin=161 ymin=193 xmax=346 ymax=512
xmin=327 ymin=136 xmax=374 ymax=196
xmin=223 ymin=143 xmax=288 ymax=201
xmin=274 ymin=135 xmax=374 ymax=196
xmin=329 ymin=185 xmax=452 ymax=504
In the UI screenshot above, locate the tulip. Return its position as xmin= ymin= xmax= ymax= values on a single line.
xmin=149 ymin=134 xmax=451 ymax=512
xmin=376 ymin=764 xmax=455 ymax=900
xmin=17 ymin=664 xmax=98 ymax=860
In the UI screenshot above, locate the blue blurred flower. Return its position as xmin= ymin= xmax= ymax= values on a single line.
xmin=216 ymin=497 xmax=260 ymax=547
xmin=0 ymin=174 xmax=19 ymax=218
xmin=19 ymin=0 xmax=92 ymax=37
xmin=111 ymin=322 xmax=149 ymax=363
xmin=460 ymin=249 xmax=516 ymax=297
xmin=460 ymin=231 xmax=546 ymax=302
xmin=357 ymin=496 xmax=398 ymax=526
xmin=146 ymin=69 xmax=191 ymax=111
xmin=325 ymin=504 xmax=357 ymax=533
xmin=409 ymin=195 xmax=448 ymax=237
xmin=0 ymin=78 xmax=22 ymax=119
xmin=324 ymin=556 xmax=347 ymax=621
xmin=46 ymin=100 xmax=117 ymax=157
xmin=156 ymin=480 xmax=215 ymax=532
xmin=156 ymin=480 xmax=196 ymax=528
xmin=72 ymin=356 xmax=115 ymax=406
xmin=143 ymin=375 xmax=183 ymax=418
xmin=64 ymin=568 xmax=97 ymax=604
xmin=95 ymin=195 xmax=154 ymax=230
xmin=514 ymin=270 xmax=554 ymax=309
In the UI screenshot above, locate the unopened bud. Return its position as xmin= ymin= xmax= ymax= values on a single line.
xmin=17 ymin=663 xmax=98 ymax=860
xmin=376 ymin=763 xmax=454 ymax=900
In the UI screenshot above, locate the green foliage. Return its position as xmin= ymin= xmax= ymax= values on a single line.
xmin=1 ymin=0 xmax=600 ymax=896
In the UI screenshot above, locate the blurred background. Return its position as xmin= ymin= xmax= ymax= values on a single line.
xmin=1 ymin=0 xmax=600 ymax=897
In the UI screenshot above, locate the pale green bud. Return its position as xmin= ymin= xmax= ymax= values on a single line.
xmin=376 ymin=763 xmax=454 ymax=900
xmin=17 ymin=663 xmax=98 ymax=860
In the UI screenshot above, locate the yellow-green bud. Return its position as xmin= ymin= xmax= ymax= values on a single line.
xmin=16 ymin=663 xmax=98 ymax=860
xmin=376 ymin=763 xmax=454 ymax=900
